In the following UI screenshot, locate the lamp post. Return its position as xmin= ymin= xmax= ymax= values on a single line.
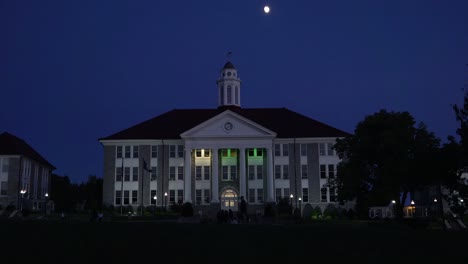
xmin=290 ymin=194 xmax=294 ymax=214
xmin=44 ymin=193 xmax=49 ymax=216
xmin=153 ymin=195 xmax=157 ymax=216
xmin=20 ymin=189 xmax=26 ymax=212
xmin=410 ymin=200 xmax=415 ymax=217
xmin=298 ymin=197 xmax=302 ymax=216
xmin=391 ymin=200 xmax=396 ymax=218
xmin=164 ymin=192 xmax=168 ymax=211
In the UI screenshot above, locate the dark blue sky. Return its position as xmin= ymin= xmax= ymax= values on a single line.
xmin=2 ymin=0 xmax=468 ymax=183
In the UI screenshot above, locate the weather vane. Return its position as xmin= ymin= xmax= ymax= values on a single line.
xmin=227 ymin=51 xmax=232 ymax=61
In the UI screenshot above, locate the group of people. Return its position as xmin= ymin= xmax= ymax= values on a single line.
xmin=216 ymin=196 xmax=250 ymax=224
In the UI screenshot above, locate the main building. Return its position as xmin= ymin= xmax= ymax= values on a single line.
xmin=99 ymin=61 xmax=350 ymax=216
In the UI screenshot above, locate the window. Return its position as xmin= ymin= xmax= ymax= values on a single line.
xmin=230 ymin=165 xmax=237 ymax=180
xmin=204 ymin=189 xmax=210 ymax=204
xmin=227 ymin=85 xmax=232 ymax=104
xmin=222 ymin=166 xmax=228 ymax=180
xmin=248 ymin=189 xmax=255 ymax=203
xmin=220 ymin=85 xmax=224 ymax=103
xmin=133 ymin=146 xmax=139 ymax=158
xmin=116 ymin=146 xmax=122 ymax=158
xmin=124 ymin=190 xmax=130 ymax=205
xmin=274 ymin=144 xmax=281 ymax=156
xmin=248 ymin=149 xmax=254 ymax=157
xmin=151 ymin=167 xmax=157 ymax=181
xmin=319 ymin=143 xmax=326 ymax=156
xmin=321 ymin=188 xmax=327 ymax=202
xmin=124 ymin=146 xmax=131 ymax=158
xmin=222 ymin=150 xmax=228 ymax=157
xmin=132 ymin=167 xmax=139 ymax=181
xmin=283 ymin=188 xmax=290 ymax=198
xmin=235 ymin=86 xmax=239 ymax=104
xmin=256 ymin=165 xmax=263 ymax=180
xmin=301 ymin=165 xmax=308 ymax=179
xmin=302 ymin=188 xmax=309 ymax=202
xmin=1 ymin=181 xmax=7 ymax=196
xmin=204 ymin=149 xmax=210 ymax=157
xmin=151 ymin=190 xmax=157 ymax=205
xmin=170 ymin=145 xmax=176 ymax=158
xmin=257 ymin=149 xmax=263 ymax=156
xmin=115 ymin=190 xmax=122 ymax=205
xmin=196 ymin=166 xmax=202 ymax=180
xmin=1 ymin=160 xmax=7 ymax=172
xmin=115 ymin=167 xmax=122 ymax=182
xmin=329 ymin=188 xmax=336 ymax=202
xmin=196 ymin=189 xmax=202 ymax=205
xmin=151 ymin=146 xmax=158 ymax=158
xmin=300 ymin=144 xmax=307 ymax=156
xmin=328 ymin=164 xmax=335 ymax=178
xmin=248 ymin=165 xmax=255 ymax=180
xmin=230 ymin=149 xmax=237 ymax=157
xmin=169 ymin=190 xmax=175 ymax=203
xmin=276 ymin=188 xmax=282 ymax=202
xmin=203 ymin=166 xmax=210 ymax=180
xmin=177 ymin=190 xmax=184 ymax=204
xmin=283 ymin=165 xmax=289 ymax=179
xmin=196 ymin=149 xmax=202 ymax=157
xmin=178 ymin=145 xmax=184 ymax=158
xmin=327 ymin=143 xmax=334 ymax=156
xmin=282 ymin=144 xmax=289 ymax=156
xmin=257 ymin=189 xmax=264 ymax=203
xmin=275 ymin=165 xmax=281 ymax=179
xmin=169 ymin=167 xmax=175 ymax=181
xmin=124 ymin=167 xmax=130 ymax=181
xmin=132 ymin=190 xmax=138 ymax=204
xmin=320 ymin=165 xmax=327 ymax=179
xmin=177 ymin=166 xmax=184 ymax=180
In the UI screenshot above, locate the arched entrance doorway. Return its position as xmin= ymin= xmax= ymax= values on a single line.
xmin=221 ymin=189 xmax=238 ymax=212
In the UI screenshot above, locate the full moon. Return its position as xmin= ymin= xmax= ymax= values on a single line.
xmin=264 ymin=6 xmax=270 ymax=14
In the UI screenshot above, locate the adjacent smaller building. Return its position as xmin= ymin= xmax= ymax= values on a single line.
xmin=0 ymin=132 xmax=55 ymax=211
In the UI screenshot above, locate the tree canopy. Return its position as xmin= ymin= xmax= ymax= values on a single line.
xmin=330 ymin=109 xmax=441 ymax=218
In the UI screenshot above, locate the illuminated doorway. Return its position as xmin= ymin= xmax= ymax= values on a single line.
xmin=221 ymin=189 xmax=238 ymax=211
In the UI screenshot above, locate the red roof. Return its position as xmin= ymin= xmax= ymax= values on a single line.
xmin=99 ymin=107 xmax=350 ymax=141
xmin=0 ymin=132 xmax=56 ymax=169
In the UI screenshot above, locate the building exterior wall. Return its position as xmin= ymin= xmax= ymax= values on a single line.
xmin=100 ymin=137 xmax=348 ymax=218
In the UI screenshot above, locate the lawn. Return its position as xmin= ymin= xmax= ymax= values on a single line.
xmin=0 ymin=217 xmax=466 ymax=263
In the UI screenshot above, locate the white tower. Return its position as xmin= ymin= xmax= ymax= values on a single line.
xmin=216 ymin=61 xmax=241 ymax=108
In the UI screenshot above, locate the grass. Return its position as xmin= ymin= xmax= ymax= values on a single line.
xmin=0 ymin=215 xmax=467 ymax=263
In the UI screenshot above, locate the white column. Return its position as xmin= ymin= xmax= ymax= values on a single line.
xmin=239 ymin=148 xmax=246 ymax=199
xmin=184 ymin=148 xmax=192 ymax=203
xmin=267 ymin=147 xmax=275 ymax=202
xmin=211 ymin=148 xmax=219 ymax=203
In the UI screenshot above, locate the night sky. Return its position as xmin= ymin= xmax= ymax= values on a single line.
xmin=2 ymin=0 xmax=468 ymax=183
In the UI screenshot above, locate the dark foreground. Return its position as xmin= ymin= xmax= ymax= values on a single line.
xmin=0 ymin=219 xmax=466 ymax=263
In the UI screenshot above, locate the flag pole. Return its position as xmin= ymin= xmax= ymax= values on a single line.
xmin=120 ymin=154 xmax=124 ymax=215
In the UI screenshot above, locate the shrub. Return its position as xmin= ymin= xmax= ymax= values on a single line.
xmin=181 ymin=202 xmax=194 ymax=217
xmin=277 ymin=197 xmax=292 ymax=216
xmin=264 ymin=203 xmax=276 ymax=217
xmin=324 ymin=204 xmax=338 ymax=220
xmin=311 ymin=206 xmax=322 ymax=220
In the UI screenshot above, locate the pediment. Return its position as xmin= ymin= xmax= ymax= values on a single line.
xmin=180 ymin=110 xmax=276 ymax=138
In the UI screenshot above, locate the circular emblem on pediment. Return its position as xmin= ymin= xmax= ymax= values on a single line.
xmin=224 ymin=122 xmax=233 ymax=131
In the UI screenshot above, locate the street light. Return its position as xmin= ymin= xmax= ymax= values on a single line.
xmin=153 ymin=195 xmax=157 ymax=216
xmin=290 ymin=194 xmax=294 ymax=214
xmin=410 ymin=200 xmax=415 ymax=217
xmin=164 ymin=192 xmax=168 ymax=211
xmin=44 ymin=193 xmax=49 ymax=216
xmin=298 ymin=197 xmax=302 ymax=217
xmin=20 ymin=189 xmax=26 ymax=211
xmin=391 ymin=200 xmax=396 ymax=218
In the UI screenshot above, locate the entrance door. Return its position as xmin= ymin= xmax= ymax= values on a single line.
xmin=221 ymin=189 xmax=238 ymax=211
